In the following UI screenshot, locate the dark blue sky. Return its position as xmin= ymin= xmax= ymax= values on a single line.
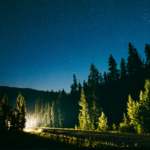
xmin=0 ymin=0 xmax=150 ymax=93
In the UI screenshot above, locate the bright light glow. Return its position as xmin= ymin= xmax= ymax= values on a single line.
xmin=38 ymin=129 xmax=43 ymax=132
xmin=24 ymin=128 xmax=36 ymax=132
xmin=24 ymin=128 xmax=43 ymax=133
xmin=8 ymin=121 xmax=10 ymax=127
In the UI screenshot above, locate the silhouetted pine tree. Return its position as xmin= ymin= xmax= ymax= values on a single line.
xmin=87 ymin=63 xmax=102 ymax=129
xmin=120 ymin=58 xmax=127 ymax=79
xmin=95 ymin=70 xmax=99 ymax=86
xmin=127 ymin=43 xmax=143 ymax=76
xmin=127 ymin=43 xmax=135 ymax=76
xmin=70 ymin=74 xmax=79 ymax=127
xmin=88 ymin=63 xmax=97 ymax=86
xmin=70 ymin=74 xmax=78 ymax=93
xmin=108 ymin=54 xmax=119 ymax=81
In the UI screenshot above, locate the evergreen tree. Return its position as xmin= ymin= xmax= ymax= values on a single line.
xmin=70 ymin=74 xmax=78 ymax=93
xmin=70 ymin=74 xmax=79 ymax=127
xmin=119 ymin=113 xmax=129 ymax=132
xmin=97 ymin=111 xmax=108 ymax=131
xmin=88 ymin=63 xmax=97 ymax=86
xmin=90 ymin=100 xmax=100 ymax=130
xmin=108 ymin=54 xmax=119 ymax=81
xmin=136 ymin=80 xmax=150 ymax=133
xmin=103 ymin=72 xmax=108 ymax=85
xmin=127 ymin=43 xmax=135 ymax=76
xmin=95 ymin=70 xmax=99 ymax=86
xmin=126 ymin=94 xmax=140 ymax=132
xmin=78 ymin=88 xmax=90 ymax=130
xmin=16 ymin=92 xmax=27 ymax=131
xmin=127 ymin=95 xmax=136 ymax=124
xmin=122 ymin=113 xmax=128 ymax=125
xmin=120 ymin=58 xmax=127 ymax=79
xmin=127 ymin=43 xmax=142 ymax=76
xmin=145 ymin=44 xmax=150 ymax=65
xmin=20 ymin=99 xmax=26 ymax=130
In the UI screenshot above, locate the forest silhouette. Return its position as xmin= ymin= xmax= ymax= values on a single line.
xmin=1 ymin=42 xmax=150 ymax=134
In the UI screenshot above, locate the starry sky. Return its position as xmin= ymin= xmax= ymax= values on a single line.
xmin=0 ymin=0 xmax=150 ymax=93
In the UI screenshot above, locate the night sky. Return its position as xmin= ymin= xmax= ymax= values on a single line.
xmin=0 ymin=0 xmax=150 ymax=93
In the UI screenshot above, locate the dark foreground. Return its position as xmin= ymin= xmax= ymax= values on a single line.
xmin=0 ymin=127 xmax=77 ymax=149
xmin=1 ymin=126 xmax=150 ymax=150
xmin=26 ymin=127 xmax=150 ymax=148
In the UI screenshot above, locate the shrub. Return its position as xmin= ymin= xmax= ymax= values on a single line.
xmin=119 ymin=123 xmax=136 ymax=133
xmin=112 ymin=123 xmax=116 ymax=131
xmin=75 ymin=124 xmax=77 ymax=130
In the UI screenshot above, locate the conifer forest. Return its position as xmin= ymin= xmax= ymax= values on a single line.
xmin=1 ymin=43 xmax=150 ymax=136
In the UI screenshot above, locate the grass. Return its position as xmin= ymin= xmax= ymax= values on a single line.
xmin=0 ymin=127 xmax=78 ymax=149
xmin=28 ymin=130 xmax=122 ymax=148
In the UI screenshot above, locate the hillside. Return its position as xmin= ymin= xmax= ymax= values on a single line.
xmin=0 ymin=86 xmax=48 ymax=112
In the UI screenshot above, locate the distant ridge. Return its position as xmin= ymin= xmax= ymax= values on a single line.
xmin=0 ymin=86 xmax=51 ymax=112
xmin=0 ymin=85 xmax=46 ymax=92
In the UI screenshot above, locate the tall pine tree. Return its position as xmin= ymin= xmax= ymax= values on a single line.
xmin=78 ymin=88 xmax=90 ymax=130
xmin=136 ymin=79 xmax=150 ymax=133
xmin=108 ymin=54 xmax=119 ymax=81
xmin=127 ymin=43 xmax=135 ymax=76
xmin=16 ymin=92 xmax=26 ymax=131
xmin=120 ymin=58 xmax=127 ymax=79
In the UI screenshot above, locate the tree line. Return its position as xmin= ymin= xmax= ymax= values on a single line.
xmin=13 ymin=42 xmax=150 ymax=134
